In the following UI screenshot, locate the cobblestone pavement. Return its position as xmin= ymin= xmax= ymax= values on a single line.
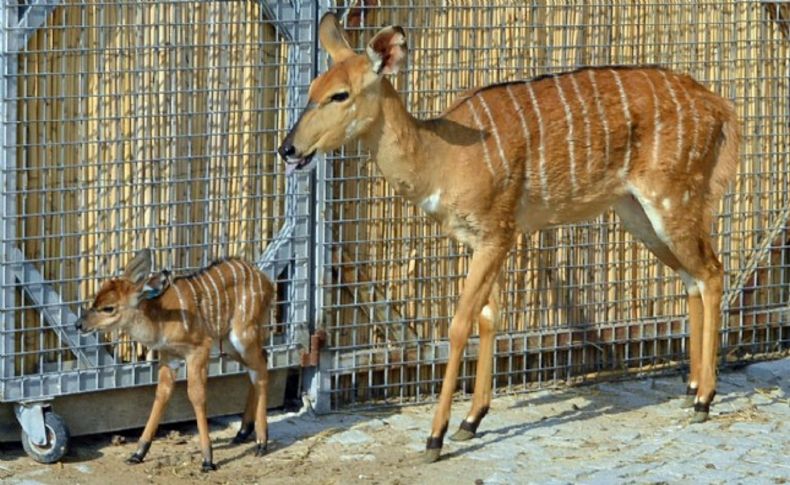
xmin=1 ymin=358 xmax=788 ymax=484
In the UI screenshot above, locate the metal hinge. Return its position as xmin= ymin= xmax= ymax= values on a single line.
xmin=300 ymin=329 xmax=327 ymax=367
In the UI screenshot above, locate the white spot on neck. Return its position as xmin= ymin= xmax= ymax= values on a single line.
xmin=682 ymin=191 xmax=690 ymax=205
xmin=420 ymin=190 xmax=442 ymax=214
xmin=662 ymin=198 xmax=671 ymax=210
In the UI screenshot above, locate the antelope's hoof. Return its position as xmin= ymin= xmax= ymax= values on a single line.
xmin=449 ymin=427 xmax=475 ymax=442
xmin=232 ymin=424 xmax=254 ymax=445
xmin=690 ymin=410 xmax=709 ymax=424
xmin=421 ymin=447 xmax=442 ymax=464
xmin=200 ymin=461 xmax=218 ymax=473
xmin=254 ymin=442 xmax=268 ymax=457
xmin=680 ymin=395 xmax=695 ymax=409
xmin=125 ymin=453 xmax=144 ymax=465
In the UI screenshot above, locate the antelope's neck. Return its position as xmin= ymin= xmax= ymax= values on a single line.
xmin=362 ymin=80 xmax=438 ymax=202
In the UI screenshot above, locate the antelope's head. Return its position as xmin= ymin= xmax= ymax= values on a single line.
xmin=76 ymin=249 xmax=170 ymax=333
xmin=278 ymin=13 xmax=407 ymax=173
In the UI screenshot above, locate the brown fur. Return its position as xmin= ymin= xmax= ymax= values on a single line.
xmin=78 ymin=250 xmax=274 ymax=469
xmin=281 ymin=14 xmax=740 ymax=460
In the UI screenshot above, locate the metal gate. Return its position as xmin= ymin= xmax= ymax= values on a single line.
xmin=0 ymin=0 xmax=317 ymax=447
xmin=312 ymin=1 xmax=790 ymax=409
xmin=1 ymin=0 xmax=788 ymax=444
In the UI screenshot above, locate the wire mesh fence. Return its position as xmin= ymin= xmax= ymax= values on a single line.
xmin=315 ymin=1 xmax=790 ymax=408
xmin=0 ymin=1 xmax=315 ymax=403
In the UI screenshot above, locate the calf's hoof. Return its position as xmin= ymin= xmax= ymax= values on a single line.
xmin=200 ymin=461 xmax=218 ymax=473
xmin=125 ymin=453 xmax=144 ymax=465
xmin=232 ymin=423 xmax=254 ymax=445
xmin=254 ymin=442 xmax=268 ymax=457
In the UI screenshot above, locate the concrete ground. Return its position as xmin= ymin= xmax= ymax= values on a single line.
xmin=1 ymin=358 xmax=788 ymax=484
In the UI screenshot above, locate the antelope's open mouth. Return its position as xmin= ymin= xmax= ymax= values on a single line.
xmin=285 ymin=150 xmax=316 ymax=175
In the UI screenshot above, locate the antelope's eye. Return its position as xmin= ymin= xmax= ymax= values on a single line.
xmin=101 ymin=306 xmax=115 ymax=314
xmin=329 ymin=91 xmax=350 ymax=103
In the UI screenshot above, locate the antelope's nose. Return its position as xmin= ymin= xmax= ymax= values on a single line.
xmin=278 ymin=141 xmax=296 ymax=160
xmin=75 ymin=316 xmax=84 ymax=331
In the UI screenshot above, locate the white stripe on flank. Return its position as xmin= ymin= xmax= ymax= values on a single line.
xmin=569 ymin=73 xmax=593 ymax=173
xmin=232 ymin=260 xmax=249 ymax=325
xmin=673 ymin=73 xmax=699 ymax=168
xmin=227 ymin=259 xmax=240 ymax=324
xmin=553 ymin=75 xmax=578 ymax=192
xmin=505 ymin=85 xmax=532 ymax=190
xmin=466 ymin=99 xmax=496 ymax=177
xmin=639 ymin=70 xmax=661 ymax=168
xmin=660 ymin=70 xmax=684 ymax=164
xmin=211 ymin=264 xmax=229 ymax=330
xmin=476 ymin=93 xmax=511 ymax=178
xmin=611 ymin=69 xmax=632 ymax=179
xmin=204 ymin=267 xmax=223 ymax=332
xmin=588 ymin=69 xmax=611 ymax=167
xmin=171 ymin=281 xmax=190 ymax=332
xmin=195 ymin=274 xmax=215 ymax=330
xmin=525 ymin=81 xmax=549 ymax=202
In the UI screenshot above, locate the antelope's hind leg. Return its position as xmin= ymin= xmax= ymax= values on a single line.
xmin=614 ymin=193 xmax=723 ymax=423
xmin=232 ymin=384 xmax=257 ymax=444
xmin=236 ymin=330 xmax=269 ymax=456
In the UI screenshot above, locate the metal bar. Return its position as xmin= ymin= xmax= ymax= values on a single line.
xmin=6 ymin=247 xmax=112 ymax=369
xmin=0 ymin=345 xmax=301 ymax=402
xmin=0 ymin=0 xmax=19 ymax=388
xmin=17 ymin=0 xmax=60 ymax=48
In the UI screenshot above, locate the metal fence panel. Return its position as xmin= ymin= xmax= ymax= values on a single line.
xmin=0 ymin=1 xmax=315 ymax=403
xmin=315 ymin=1 xmax=790 ymax=408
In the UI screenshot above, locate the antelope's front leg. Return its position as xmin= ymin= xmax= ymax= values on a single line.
xmin=450 ymin=274 xmax=503 ymax=442
xmin=127 ymin=357 xmax=176 ymax=465
xmin=423 ymin=245 xmax=508 ymax=463
xmin=186 ymin=344 xmax=215 ymax=472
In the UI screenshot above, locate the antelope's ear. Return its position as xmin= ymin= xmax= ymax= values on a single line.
xmin=141 ymin=270 xmax=171 ymax=300
xmin=319 ymin=13 xmax=354 ymax=63
xmin=366 ymin=25 xmax=407 ymax=75
xmin=123 ymin=249 xmax=153 ymax=287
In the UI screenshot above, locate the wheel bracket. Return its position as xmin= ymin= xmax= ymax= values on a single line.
xmin=14 ymin=402 xmax=49 ymax=446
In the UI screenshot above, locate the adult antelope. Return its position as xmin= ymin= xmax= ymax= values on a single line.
xmin=280 ymin=14 xmax=739 ymax=462
xmin=76 ymin=249 xmax=274 ymax=471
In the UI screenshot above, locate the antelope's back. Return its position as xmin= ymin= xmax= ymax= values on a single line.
xmin=440 ymin=66 xmax=737 ymax=223
xmin=172 ymin=258 xmax=274 ymax=337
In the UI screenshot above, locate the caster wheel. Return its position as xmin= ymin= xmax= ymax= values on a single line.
xmin=21 ymin=411 xmax=70 ymax=464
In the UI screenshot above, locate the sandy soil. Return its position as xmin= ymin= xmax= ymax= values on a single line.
xmin=1 ymin=359 xmax=788 ymax=485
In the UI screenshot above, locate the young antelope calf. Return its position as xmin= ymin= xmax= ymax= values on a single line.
xmin=76 ymin=249 xmax=274 ymax=472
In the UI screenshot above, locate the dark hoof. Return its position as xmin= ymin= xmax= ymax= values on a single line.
xmin=254 ymin=442 xmax=268 ymax=457
xmin=449 ymin=427 xmax=475 ymax=442
xmin=690 ymin=398 xmax=711 ymax=423
xmin=690 ymin=410 xmax=709 ymax=423
xmin=421 ymin=447 xmax=442 ymax=464
xmin=232 ymin=423 xmax=255 ymax=445
xmin=125 ymin=453 xmax=144 ymax=465
xmin=200 ymin=461 xmax=218 ymax=473
xmin=680 ymin=386 xmax=697 ymax=409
